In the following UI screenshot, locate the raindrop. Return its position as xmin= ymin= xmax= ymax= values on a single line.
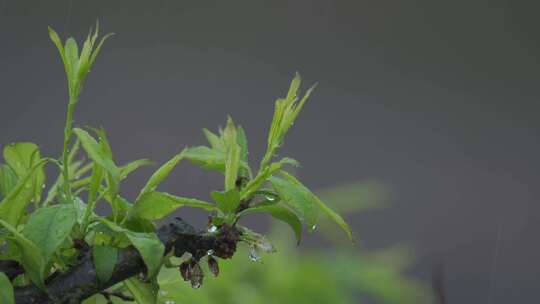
xmin=248 ymin=246 xmax=261 ymax=262
xmin=206 ymin=249 xmax=214 ymax=256
xmin=207 ymin=225 xmax=218 ymax=233
xmin=41 ymin=184 xmax=46 ymax=189
xmin=311 ymin=225 xmax=317 ymax=231
xmin=191 ymin=281 xmax=201 ymax=289
xmin=265 ymin=196 xmax=276 ymax=202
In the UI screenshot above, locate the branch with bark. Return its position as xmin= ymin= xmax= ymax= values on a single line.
xmin=8 ymin=217 xmax=239 ymax=304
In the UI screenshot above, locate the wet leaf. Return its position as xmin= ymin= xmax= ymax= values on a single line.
xmin=132 ymin=191 xmax=216 ymax=221
xmin=0 ymin=272 xmax=14 ymax=304
xmin=211 ymin=189 xmax=240 ymax=215
xmin=238 ymin=202 xmax=302 ymax=244
xmin=138 ymin=152 xmax=184 ymax=199
xmin=124 ymin=277 xmax=158 ymax=304
xmin=93 ymin=245 xmax=118 ymax=283
xmin=0 ymin=219 xmax=46 ymax=288
xmin=22 ymin=204 xmax=77 ymax=261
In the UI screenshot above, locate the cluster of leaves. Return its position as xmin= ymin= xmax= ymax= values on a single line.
xmin=0 ymin=24 xmax=351 ymax=303
xmin=83 ymin=182 xmax=434 ymax=304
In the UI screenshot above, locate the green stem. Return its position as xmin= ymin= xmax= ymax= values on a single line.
xmin=61 ymin=96 xmax=77 ymax=202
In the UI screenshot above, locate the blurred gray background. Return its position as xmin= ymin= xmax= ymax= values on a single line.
xmin=1 ymin=0 xmax=539 ymax=303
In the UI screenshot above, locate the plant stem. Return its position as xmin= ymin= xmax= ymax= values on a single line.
xmin=61 ymin=96 xmax=77 ymax=202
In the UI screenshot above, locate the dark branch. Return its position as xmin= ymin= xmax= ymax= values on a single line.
xmin=100 ymin=290 xmax=134 ymax=302
xmin=12 ymin=217 xmax=239 ymax=304
xmin=0 ymin=260 xmax=25 ymax=280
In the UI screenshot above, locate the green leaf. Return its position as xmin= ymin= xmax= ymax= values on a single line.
xmin=64 ymin=37 xmax=80 ymax=86
xmin=132 ymin=191 xmax=216 ymax=221
xmin=211 ymin=189 xmax=240 ymax=215
xmin=124 ymin=277 xmax=158 ymax=304
xmin=223 ymin=118 xmax=241 ymax=191
xmin=137 ymin=152 xmax=184 ymax=199
xmin=22 ymin=204 xmax=77 ymax=261
xmin=260 ymin=73 xmax=316 ymax=169
xmin=241 ymin=157 xmax=298 ymax=200
xmin=73 ymin=128 xmax=119 ymax=180
xmin=236 ymin=126 xmax=249 ymax=175
xmin=89 ymin=32 xmax=114 ymax=68
xmin=203 ymin=128 xmax=224 ymax=151
xmin=269 ymin=175 xmax=319 ymax=232
xmin=184 ymin=146 xmax=226 ymax=171
xmin=238 ymin=202 xmax=302 ymax=244
xmin=0 ymin=159 xmax=48 ymax=226
xmin=0 ymin=219 xmax=46 ymax=288
xmin=3 ymin=142 xmax=46 ymax=204
xmin=125 ymin=232 xmax=164 ymax=279
xmin=98 ymin=219 xmax=164 ymax=278
xmin=48 ymin=26 xmax=67 ymax=70
xmin=93 ymin=245 xmax=118 ymax=283
xmin=0 ymin=164 xmax=17 ymax=200
xmin=120 ymin=159 xmax=152 ymax=180
xmin=272 ymin=172 xmax=353 ymax=241
xmin=0 ymin=272 xmax=14 ymax=304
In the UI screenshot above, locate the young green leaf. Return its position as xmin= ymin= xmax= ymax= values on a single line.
xmin=0 ymin=219 xmax=46 ymax=288
xmin=48 ymin=26 xmax=66 ymax=67
xmin=120 ymin=159 xmax=152 ymax=181
xmin=184 ymin=146 xmax=226 ymax=171
xmin=260 ymin=73 xmax=316 ymax=169
xmin=241 ymin=157 xmax=298 ymax=200
xmin=0 ymin=164 xmax=17 ymax=200
xmin=268 ymin=175 xmax=319 ymax=232
xmin=126 ymin=232 xmax=164 ymax=279
xmin=223 ymin=118 xmax=241 ymax=191
xmin=272 ymin=171 xmax=353 ymax=241
xmin=98 ymin=219 xmax=165 ymax=278
xmin=93 ymin=245 xmax=118 ymax=283
xmin=203 ymin=128 xmax=224 ymax=151
xmin=132 ymin=191 xmax=216 ymax=221
xmin=137 ymin=151 xmax=184 ymax=199
xmin=73 ymin=128 xmax=120 ymax=180
xmin=0 ymin=272 xmax=15 ymax=304
xmin=3 ymin=142 xmax=46 ymax=204
xmin=22 ymin=204 xmax=77 ymax=261
xmin=64 ymin=38 xmax=80 ymax=89
xmin=236 ymin=126 xmax=249 ymax=175
xmin=211 ymin=189 xmax=241 ymax=215
xmin=238 ymin=202 xmax=302 ymax=244
xmin=124 ymin=277 xmax=158 ymax=304
xmin=0 ymin=159 xmax=48 ymax=226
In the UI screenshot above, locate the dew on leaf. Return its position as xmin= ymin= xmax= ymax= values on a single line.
xmin=248 ymin=246 xmax=261 ymax=262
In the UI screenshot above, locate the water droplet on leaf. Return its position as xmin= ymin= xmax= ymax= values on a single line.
xmin=207 ymin=225 xmax=218 ymax=233
xmin=248 ymin=246 xmax=261 ymax=262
